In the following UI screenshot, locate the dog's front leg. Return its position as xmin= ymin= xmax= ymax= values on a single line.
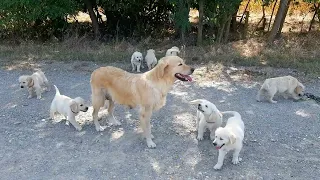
xmin=197 ymin=120 xmax=206 ymax=141
xmin=35 ymin=86 xmax=42 ymax=99
xmin=28 ymin=87 xmax=34 ymax=98
xmin=214 ymin=150 xmax=227 ymax=170
xmin=137 ymin=64 xmax=141 ymax=73
xmin=131 ymin=62 xmax=136 ymax=72
xmin=67 ymin=115 xmax=82 ymax=131
xmin=232 ymin=146 xmax=242 ymax=165
xmin=140 ymin=106 xmax=156 ymax=148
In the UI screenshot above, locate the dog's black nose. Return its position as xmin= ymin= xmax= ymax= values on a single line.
xmin=213 ymin=142 xmax=217 ymax=146
xmin=20 ymin=86 xmax=24 ymax=88
xmin=191 ymin=67 xmax=195 ymax=73
xmin=85 ymin=107 xmax=89 ymax=110
xmin=198 ymin=104 xmax=201 ymax=107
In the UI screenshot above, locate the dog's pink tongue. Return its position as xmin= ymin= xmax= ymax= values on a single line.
xmin=185 ymin=75 xmax=192 ymax=82
xmin=215 ymin=146 xmax=220 ymax=150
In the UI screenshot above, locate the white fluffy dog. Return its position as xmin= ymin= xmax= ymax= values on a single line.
xmin=256 ymin=75 xmax=305 ymax=103
xmin=213 ymin=111 xmax=245 ymax=170
xmin=18 ymin=70 xmax=50 ymax=99
xmin=131 ymin=51 xmax=144 ymax=72
xmin=145 ymin=49 xmax=157 ymax=70
xmin=50 ymin=85 xmax=88 ymax=131
xmin=165 ymin=46 xmax=180 ymax=57
xmin=190 ymin=99 xmax=223 ymax=141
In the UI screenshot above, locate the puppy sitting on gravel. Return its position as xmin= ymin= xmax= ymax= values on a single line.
xmin=50 ymin=85 xmax=88 ymax=131
xmin=256 ymin=75 xmax=305 ymax=103
xmin=190 ymin=99 xmax=222 ymax=141
xmin=18 ymin=70 xmax=50 ymax=99
xmin=213 ymin=111 xmax=245 ymax=170
xmin=145 ymin=49 xmax=157 ymax=70
xmin=165 ymin=46 xmax=180 ymax=57
xmin=131 ymin=51 xmax=144 ymax=72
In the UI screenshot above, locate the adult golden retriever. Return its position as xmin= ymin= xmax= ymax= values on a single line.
xmin=90 ymin=56 xmax=195 ymax=148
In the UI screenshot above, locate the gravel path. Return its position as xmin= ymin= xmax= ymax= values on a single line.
xmin=1 ymin=61 xmax=319 ymax=180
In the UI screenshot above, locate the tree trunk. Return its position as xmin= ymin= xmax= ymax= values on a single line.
xmin=268 ymin=0 xmax=278 ymax=31
xmin=197 ymin=0 xmax=204 ymax=46
xmin=223 ymin=15 xmax=232 ymax=43
xmin=276 ymin=0 xmax=291 ymax=38
xmin=309 ymin=3 xmax=320 ymax=32
xmin=84 ymin=0 xmax=100 ymax=39
xmin=267 ymin=0 xmax=290 ymax=44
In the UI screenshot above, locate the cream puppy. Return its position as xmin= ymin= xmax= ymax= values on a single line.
xmin=50 ymin=85 xmax=88 ymax=131
xmin=18 ymin=70 xmax=50 ymax=99
xmin=213 ymin=111 xmax=245 ymax=170
xmin=165 ymin=46 xmax=180 ymax=57
xmin=131 ymin=51 xmax=144 ymax=72
xmin=256 ymin=75 xmax=305 ymax=103
xmin=145 ymin=49 xmax=157 ymax=70
xmin=190 ymin=99 xmax=223 ymax=141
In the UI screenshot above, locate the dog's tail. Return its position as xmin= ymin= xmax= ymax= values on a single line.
xmin=221 ymin=111 xmax=241 ymax=119
xmin=53 ymin=85 xmax=60 ymax=96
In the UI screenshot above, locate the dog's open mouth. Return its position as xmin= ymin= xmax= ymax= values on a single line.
xmin=215 ymin=144 xmax=225 ymax=150
xmin=175 ymin=73 xmax=192 ymax=82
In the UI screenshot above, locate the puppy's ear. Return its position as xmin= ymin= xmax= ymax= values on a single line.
xmin=27 ymin=77 xmax=34 ymax=87
xmin=155 ymin=59 xmax=168 ymax=77
xmin=209 ymin=111 xmax=222 ymax=121
xmin=70 ymin=101 xmax=80 ymax=114
xmin=229 ymin=133 xmax=236 ymax=144
xmin=294 ymin=85 xmax=304 ymax=94
xmin=190 ymin=99 xmax=202 ymax=104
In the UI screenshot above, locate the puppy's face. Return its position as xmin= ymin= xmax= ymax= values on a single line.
xmin=18 ymin=75 xmax=32 ymax=88
xmin=160 ymin=56 xmax=194 ymax=81
xmin=73 ymin=97 xmax=89 ymax=112
xmin=147 ymin=49 xmax=155 ymax=54
xmin=133 ymin=52 xmax=143 ymax=62
xmin=190 ymin=99 xmax=216 ymax=116
xmin=295 ymin=84 xmax=305 ymax=97
xmin=212 ymin=127 xmax=236 ymax=150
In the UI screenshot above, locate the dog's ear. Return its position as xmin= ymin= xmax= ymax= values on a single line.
xmin=294 ymin=84 xmax=304 ymax=94
xmin=190 ymin=99 xmax=202 ymax=104
xmin=70 ymin=101 xmax=80 ymax=114
xmin=155 ymin=58 xmax=168 ymax=77
xmin=229 ymin=133 xmax=236 ymax=144
xmin=209 ymin=111 xmax=222 ymax=121
xmin=27 ymin=77 xmax=34 ymax=87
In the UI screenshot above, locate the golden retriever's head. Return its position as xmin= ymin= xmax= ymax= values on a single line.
xmin=70 ymin=97 xmax=89 ymax=114
xmin=190 ymin=99 xmax=220 ymax=117
xmin=295 ymin=83 xmax=305 ymax=97
xmin=213 ymin=127 xmax=236 ymax=150
xmin=155 ymin=56 xmax=194 ymax=82
xmin=18 ymin=75 xmax=33 ymax=88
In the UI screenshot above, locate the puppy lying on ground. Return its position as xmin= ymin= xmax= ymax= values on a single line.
xmin=90 ymin=56 xmax=194 ymax=148
xmin=256 ymin=75 xmax=305 ymax=103
xmin=165 ymin=46 xmax=180 ymax=57
xmin=213 ymin=111 xmax=245 ymax=170
xmin=18 ymin=70 xmax=50 ymax=99
xmin=190 ymin=99 xmax=222 ymax=141
xmin=50 ymin=85 xmax=88 ymax=131
xmin=145 ymin=49 xmax=157 ymax=70
xmin=131 ymin=51 xmax=144 ymax=72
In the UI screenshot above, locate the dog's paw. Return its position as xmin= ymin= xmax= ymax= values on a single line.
xmin=214 ymin=164 xmax=222 ymax=170
xmin=65 ymin=121 xmax=70 ymax=126
xmin=96 ymin=125 xmax=107 ymax=131
xmin=75 ymin=126 xmax=82 ymax=131
xmin=28 ymin=95 xmax=32 ymax=99
xmin=270 ymin=100 xmax=277 ymax=103
xmin=37 ymin=96 xmax=42 ymax=99
xmin=197 ymin=136 xmax=204 ymax=141
xmin=232 ymin=157 xmax=242 ymax=165
xmin=147 ymin=139 xmax=156 ymax=148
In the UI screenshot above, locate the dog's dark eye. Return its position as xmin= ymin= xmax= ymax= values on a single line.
xmin=220 ymin=138 xmax=223 ymax=140
xmin=178 ymin=63 xmax=183 ymax=66
xmin=80 ymin=104 xmax=83 ymax=106
xmin=205 ymin=105 xmax=208 ymax=108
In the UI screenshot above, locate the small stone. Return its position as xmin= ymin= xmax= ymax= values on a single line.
xmin=296 ymin=149 xmax=300 ymax=152
xmin=14 ymin=122 xmax=21 ymax=125
xmin=271 ymin=139 xmax=276 ymax=142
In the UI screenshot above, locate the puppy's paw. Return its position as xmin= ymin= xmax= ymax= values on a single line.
xmin=96 ymin=125 xmax=107 ymax=131
xmin=232 ymin=158 xmax=240 ymax=165
xmin=269 ymin=100 xmax=277 ymax=103
xmin=147 ymin=139 xmax=156 ymax=148
xmin=75 ymin=126 xmax=82 ymax=131
xmin=65 ymin=121 xmax=70 ymax=126
xmin=214 ymin=164 xmax=222 ymax=170
xmin=37 ymin=96 xmax=42 ymax=99
xmin=28 ymin=95 xmax=32 ymax=99
xmin=197 ymin=135 xmax=204 ymax=141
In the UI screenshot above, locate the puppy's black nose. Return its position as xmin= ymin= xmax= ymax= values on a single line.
xmin=191 ymin=67 xmax=195 ymax=73
xmin=20 ymin=86 xmax=24 ymax=88
xmin=85 ymin=107 xmax=89 ymax=111
xmin=213 ymin=142 xmax=217 ymax=146
xmin=198 ymin=104 xmax=201 ymax=108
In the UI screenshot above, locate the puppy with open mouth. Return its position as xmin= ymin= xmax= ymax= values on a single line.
xmin=212 ymin=111 xmax=245 ymax=170
xmin=190 ymin=99 xmax=222 ymax=141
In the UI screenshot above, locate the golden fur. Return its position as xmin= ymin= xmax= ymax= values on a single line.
xmin=90 ymin=56 xmax=194 ymax=148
